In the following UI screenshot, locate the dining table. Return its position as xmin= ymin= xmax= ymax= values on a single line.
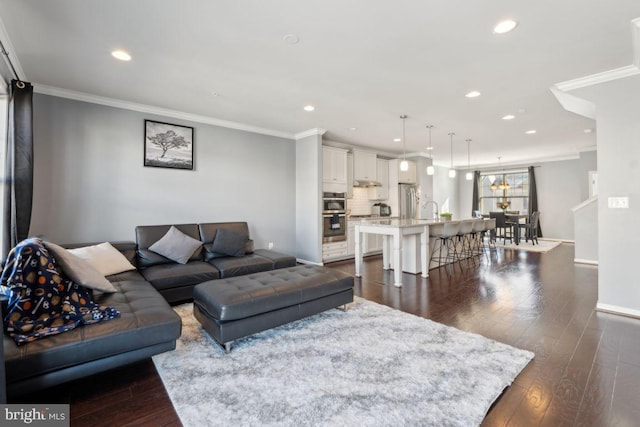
xmin=505 ymin=213 xmax=528 ymax=245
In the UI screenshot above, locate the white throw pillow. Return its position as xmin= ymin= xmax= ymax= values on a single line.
xmin=68 ymin=242 xmax=136 ymax=276
xmin=44 ymin=242 xmax=118 ymax=293
xmin=149 ymin=226 xmax=202 ymax=264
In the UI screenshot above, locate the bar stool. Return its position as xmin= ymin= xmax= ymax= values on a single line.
xmin=429 ymin=222 xmax=460 ymax=270
xmin=484 ymin=218 xmax=497 ymax=250
xmin=470 ymin=219 xmax=486 ymax=257
xmin=456 ymin=220 xmax=475 ymax=261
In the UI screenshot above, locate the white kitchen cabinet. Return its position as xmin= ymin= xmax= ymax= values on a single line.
xmin=353 ymin=149 xmax=377 ymax=182
xmin=322 ymin=241 xmax=348 ymax=261
xmin=366 ymin=233 xmax=383 ymax=254
xmin=347 ymin=222 xmax=355 ymax=255
xmin=322 ymin=146 xmax=347 ymax=192
xmin=346 ymin=153 xmax=354 ymax=199
xmin=369 ymin=158 xmax=389 ymax=200
xmin=397 ymin=159 xmax=417 ymax=184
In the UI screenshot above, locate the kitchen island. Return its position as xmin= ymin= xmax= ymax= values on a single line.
xmin=354 ymin=218 xmax=432 ymax=287
xmin=354 ymin=217 xmax=483 ymax=287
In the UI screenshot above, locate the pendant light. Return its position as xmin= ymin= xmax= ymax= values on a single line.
xmin=465 ymin=139 xmax=473 ymax=180
xmin=426 ymin=125 xmax=435 ymax=175
xmin=400 ymin=115 xmax=409 ymax=171
xmin=448 ymin=132 xmax=456 ymax=178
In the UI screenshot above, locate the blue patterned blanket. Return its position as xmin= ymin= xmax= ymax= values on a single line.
xmin=1 ymin=238 xmax=120 ymax=344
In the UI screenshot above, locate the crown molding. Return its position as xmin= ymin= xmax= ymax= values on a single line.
xmin=554 ymin=65 xmax=640 ymax=92
xmin=0 ymin=14 xmax=26 ymax=82
xmin=294 ymin=128 xmax=327 ymax=140
xmin=34 ymin=84 xmax=296 ymax=140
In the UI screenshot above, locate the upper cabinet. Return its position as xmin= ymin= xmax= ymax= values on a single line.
xmin=322 ymin=146 xmax=348 ymax=192
xmin=353 ymin=149 xmax=377 ymax=182
xmin=369 ymin=158 xmax=389 ymax=200
xmin=397 ymin=159 xmax=417 ymax=184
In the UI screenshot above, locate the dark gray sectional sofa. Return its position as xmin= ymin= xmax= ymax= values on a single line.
xmin=2 ymin=221 xmax=297 ymax=398
xmin=135 ymin=222 xmax=297 ymax=303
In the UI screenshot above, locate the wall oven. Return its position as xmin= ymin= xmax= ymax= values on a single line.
xmin=322 ymin=192 xmax=346 ymax=242
xmin=322 ymin=192 xmax=346 ymax=213
xmin=323 ymin=213 xmax=346 ymax=242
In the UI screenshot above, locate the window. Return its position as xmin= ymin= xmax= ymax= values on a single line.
xmin=479 ymin=171 xmax=529 ymax=215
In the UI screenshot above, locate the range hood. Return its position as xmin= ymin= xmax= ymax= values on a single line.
xmin=353 ymin=179 xmax=381 ymax=187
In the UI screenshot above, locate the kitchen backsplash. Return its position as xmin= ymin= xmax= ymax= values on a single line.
xmin=347 ymin=187 xmax=388 ymax=216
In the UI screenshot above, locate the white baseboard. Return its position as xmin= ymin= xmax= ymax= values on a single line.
xmin=296 ymin=258 xmax=323 ymax=266
xmin=596 ymin=303 xmax=640 ymax=319
xmin=574 ymin=258 xmax=598 ymax=265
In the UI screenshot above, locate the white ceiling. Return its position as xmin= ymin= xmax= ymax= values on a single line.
xmin=1 ymin=1 xmax=639 ymax=168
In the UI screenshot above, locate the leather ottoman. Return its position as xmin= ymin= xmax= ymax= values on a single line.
xmin=193 ymin=265 xmax=354 ymax=352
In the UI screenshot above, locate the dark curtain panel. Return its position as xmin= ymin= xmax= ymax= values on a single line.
xmin=2 ymin=79 xmax=34 ymax=259
xmin=528 ymin=166 xmax=542 ymax=237
xmin=471 ymin=170 xmax=481 ymax=215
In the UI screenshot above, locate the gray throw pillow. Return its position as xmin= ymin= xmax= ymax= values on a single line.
xmin=211 ymin=228 xmax=247 ymax=257
xmin=44 ymin=241 xmax=118 ymax=293
xmin=149 ymin=226 xmax=202 ymax=264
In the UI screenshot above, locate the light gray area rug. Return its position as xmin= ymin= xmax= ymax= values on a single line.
xmin=153 ymin=299 xmax=533 ymax=427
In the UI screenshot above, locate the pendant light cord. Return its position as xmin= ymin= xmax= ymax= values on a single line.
xmin=400 ymin=115 xmax=408 ymax=161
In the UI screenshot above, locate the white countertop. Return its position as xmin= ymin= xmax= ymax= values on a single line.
xmin=355 ymin=217 xmax=482 ymax=228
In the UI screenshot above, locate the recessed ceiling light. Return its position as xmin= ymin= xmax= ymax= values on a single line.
xmin=465 ymin=90 xmax=481 ymax=98
xmin=502 ymin=114 xmax=515 ymax=120
xmin=210 ymin=92 xmax=220 ymax=97
xmin=348 ymin=127 xmax=358 ymax=131
xmin=425 ymin=146 xmax=434 ymax=150
xmin=283 ymin=34 xmax=300 ymax=45
xmin=111 ymin=50 xmax=131 ymax=61
xmin=525 ymin=130 xmax=537 ymax=135
xmin=303 ymin=105 xmax=315 ymax=112
xmin=584 ymin=128 xmax=593 ymax=134
xmin=493 ymin=19 xmax=518 ymax=34
xmin=393 ymin=138 xmax=401 ymax=142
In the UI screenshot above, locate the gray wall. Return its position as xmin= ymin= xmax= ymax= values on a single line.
xmin=573 ymin=74 xmax=640 ymax=315
xmin=30 ymin=94 xmax=297 ymax=253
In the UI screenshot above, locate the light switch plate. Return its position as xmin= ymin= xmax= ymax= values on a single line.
xmin=608 ymin=197 xmax=629 ymax=209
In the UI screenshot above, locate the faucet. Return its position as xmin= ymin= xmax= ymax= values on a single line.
xmin=423 ymin=200 xmax=439 ymax=220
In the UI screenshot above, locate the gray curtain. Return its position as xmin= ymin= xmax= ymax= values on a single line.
xmin=2 ymin=79 xmax=34 ymax=259
xmin=471 ymin=170 xmax=481 ymax=215
xmin=528 ymin=166 xmax=542 ymax=237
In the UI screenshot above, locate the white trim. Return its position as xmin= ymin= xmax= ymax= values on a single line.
xmin=0 ymin=15 xmax=27 ymax=81
xmin=34 ymin=84 xmax=296 ymax=140
xmin=294 ymin=128 xmax=327 ymax=140
xmin=571 ymin=196 xmax=598 ymax=212
xmin=596 ymin=303 xmax=640 ymax=319
xmin=574 ymin=258 xmax=598 ymax=265
xmin=554 ymin=65 xmax=640 ymax=92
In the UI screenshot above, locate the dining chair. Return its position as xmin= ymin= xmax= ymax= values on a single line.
xmin=489 ymin=211 xmax=512 ymax=244
xmin=518 ymin=211 xmax=540 ymax=245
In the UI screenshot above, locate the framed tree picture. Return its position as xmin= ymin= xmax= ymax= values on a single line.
xmin=144 ymin=120 xmax=194 ymax=170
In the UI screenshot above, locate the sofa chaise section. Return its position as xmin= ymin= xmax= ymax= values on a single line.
xmin=3 ymin=247 xmax=182 ymax=396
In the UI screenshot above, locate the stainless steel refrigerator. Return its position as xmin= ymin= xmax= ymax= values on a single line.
xmin=398 ymin=183 xmax=418 ymax=219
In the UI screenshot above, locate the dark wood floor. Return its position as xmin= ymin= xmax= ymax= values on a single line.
xmin=11 ymin=243 xmax=640 ymax=426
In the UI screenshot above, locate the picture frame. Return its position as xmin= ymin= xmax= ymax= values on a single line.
xmin=144 ymin=119 xmax=194 ymax=170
